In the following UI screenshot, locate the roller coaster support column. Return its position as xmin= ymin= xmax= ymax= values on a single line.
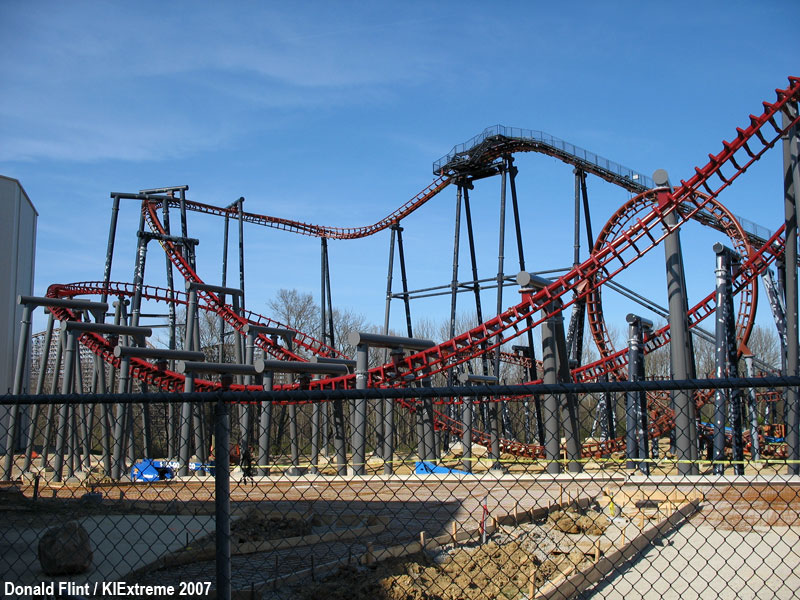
xmin=161 ymin=193 xmax=177 ymax=358
xmin=508 ymin=154 xmax=538 ymax=443
xmin=518 ymin=272 xmax=561 ymax=473
xmin=566 ymin=168 xmax=589 ymax=365
xmin=321 ymin=238 xmax=335 ymax=350
xmin=311 ymin=356 xmax=349 ymax=474
xmin=22 ymin=310 xmax=54 ymax=473
xmin=64 ymin=322 xmax=150 ymax=481
xmin=541 ymin=310 xmax=562 ymax=475
xmin=180 ymin=370 xmax=194 ymax=477
xmin=27 ymin=301 xmax=108 ymax=479
xmin=115 ymin=347 xmax=205 ymax=477
xmin=185 ymin=287 xmax=198 ymax=352
xmin=462 ymin=185 xmax=490 ymax=388
xmin=249 ymin=327 xmax=297 ymax=473
xmin=54 ymin=327 xmax=76 ymax=482
xmin=382 ymin=225 xmax=398 ymax=340
xmin=259 ymin=361 xmax=274 ymax=477
xmin=178 ymin=362 xmax=263 ymax=478
xmin=191 ymin=282 xmax=244 ymax=363
xmin=457 ymin=372 xmax=472 ymax=472
xmin=348 ymin=332 xmax=436 ymax=471
xmin=654 ymin=169 xmax=698 ymax=475
xmin=237 ymin=197 xmax=245 ymax=313
xmin=102 ymin=194 xmax=121 ymax=303
xmin=220 ymin=207 xmax=231 ymax=363
xmin=383 ymin=350 xmax=401 ymax=473
xmin=253 ymin=358 xmax=348 ymax=475
xmin=446 ymin=184 xmax=463 ymax=452
xmin=513 ymin=345 xmax=542 ymax=445
xmin=494 ymin=158 xmax=514 ymax=439
xmin=40 ymin=327 xmax=65 ymax=470
xmin=713 ymin=243 xmax=744 ymax=475
xmin=626 ymin=314 xmax=652 ymax=475
xmin=243 ymin=324 xmax=279 ymax=472
xmin=353 ymin=341 xmax=368 ymax=475
xmin=784 ymin=102 xmax=800 ymax=475
xmin=381 ymin=226 xmax=398 ymax=454
xmin=389 ymin=225 xmax=414 ymax=337
xmin=743 ymin=354 xmax=761 ymax=461
xmin=459 ymin=373 xmax=499 ymax=471
xmin=554 ymin=306 xmax=582 ymax=474
xmin=311 ymin=357 xmax=356 ymax=471
xmin=1 ymin=302 xmax=31 ymax=480
xmin=8 ymin=298 xmax=107 ymax=482
xmin=599 ymin=373 xmax=616 ymax=446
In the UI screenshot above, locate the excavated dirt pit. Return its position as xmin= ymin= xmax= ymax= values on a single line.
xmin=289 ymin=507 xmax=611 ymax=600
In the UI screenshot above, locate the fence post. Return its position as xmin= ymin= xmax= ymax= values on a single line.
xmin=215 ymin=389 xmax=231 ymax=600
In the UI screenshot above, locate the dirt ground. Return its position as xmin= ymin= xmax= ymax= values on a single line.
xmin=290 ymin=507 xmax=610 ymax=600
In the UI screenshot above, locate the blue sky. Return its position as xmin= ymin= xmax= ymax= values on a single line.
xmin=1 ymin=2 xmax=798 ymax=347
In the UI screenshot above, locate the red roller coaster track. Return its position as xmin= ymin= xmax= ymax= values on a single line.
xmin=44 ymin=76 xmax=800 ymax=460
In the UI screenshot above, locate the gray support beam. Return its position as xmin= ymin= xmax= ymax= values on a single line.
xmin=382 ymin=351 xmax=400 ymax=475
xmin=494 ymin=160 xmax=509 ymax=438
xmin=258 ymin=369 xmax=274 ymax=477
xmin=287 ymin=399 xmax=300 ymax=476
xmin=23 ymin=310 xmax=55 ymax=472
xmin=41 ymin=327 xmax=66 ymax=468
xmin=219 ymin=213 xmax=230 ymax=364
xmin=346 ymin=332 xmax=435 ymax=351
xmin=185 ymin=288 xmax=198 ymax=352
xmin=541 ymin=314 xmax=562 ymax=475
xmin=744 ymin=355 xmax=761 ymax=461
xmin=626 ymin=314 xmax=652 ymax=475
xmin=112 ymin=345 xmax=132 ymax=481
xmin=352 ymin=343 xmax=368 ymax=475
xmin=655 ymin=169 xmax=698 ymax=475
xmin=53 ymin=327 xmax=78 ymax=482
xmin=382 ymin=226 xmax=398 ymax=342
xmin=178 ymin=373 xmax=194 ymax=476
xmin=458 ymin=373 xmax=498 ymax=471
xmin=102 ymin=194 xmax=121 ymax=304
xmin=446 ymin=185 xmax=463 ymax=452
xmin=713 ymin=243 xmax=745 ymax=475
xmin=419 ymin=377 xmax=437 ymax=462
xmin=554 ymin=309 xmax=582 ymax=474
xmin=784 ymin=103 xmax=800 ymax=475
xmin=237 ymin=197 xmax=245 ymax=313
xmin=395 ymin=225 xmax=414 ymax=337
xmin=309 ymin=356 xmax=354 ymax=475
xmin=463 ymin=185 xmax=486 ymax=333
xmin=113 ymin=346 xmax=205 ymax=361
xmin=2 ymin=303 xmax=33 ymax=479
xmin=310 ymin=374 xmax=322 ymax=475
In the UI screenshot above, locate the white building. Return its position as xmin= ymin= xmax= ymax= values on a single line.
xmin=0 ymin=175 xmax=37 ymax=454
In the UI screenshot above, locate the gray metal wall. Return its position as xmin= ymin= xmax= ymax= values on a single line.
xmin=0 ymin=175 xmax=37 ymax=453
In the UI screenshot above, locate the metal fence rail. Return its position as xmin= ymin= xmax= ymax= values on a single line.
xmin=1 ymin=380 xmax=799 ymax=599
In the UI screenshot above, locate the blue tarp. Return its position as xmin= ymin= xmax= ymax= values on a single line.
xmin=130 ymin=459 xmax=175 ymax=482
xmin=129 ymin=459 xmax=211 ymax=481
xmin=415 ymin=460 xmax=469 ymax=475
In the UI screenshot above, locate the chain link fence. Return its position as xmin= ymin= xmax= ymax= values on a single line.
xmin=2 ymin=378 xmax=800 ymax=600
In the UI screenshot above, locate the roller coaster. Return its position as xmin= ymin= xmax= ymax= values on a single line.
xmin=3 ymin=76 xmax=799 ymax=483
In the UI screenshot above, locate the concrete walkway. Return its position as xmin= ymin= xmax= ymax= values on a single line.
xmin=582 ymin=524 xmax=800 ymax=599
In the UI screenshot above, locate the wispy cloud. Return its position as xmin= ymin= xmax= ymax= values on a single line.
xmin=0 ymin=4 xmax=449 ymax=162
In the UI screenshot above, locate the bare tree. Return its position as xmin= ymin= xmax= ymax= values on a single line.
xmin=267 ymin=289 xmax=319 ymax=336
